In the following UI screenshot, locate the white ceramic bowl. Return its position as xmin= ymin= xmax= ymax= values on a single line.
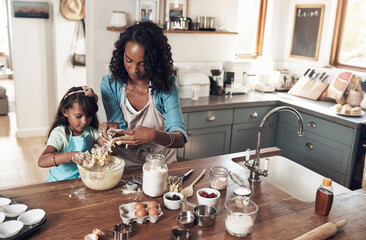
xmin=0 ymin=204 xmax=27 ymax=217
xmin=0 ymin=220 xmax=24 ymax=238
xmin=196 ymin=188 xmax=220 ymax=207
xmin=163 ymin=192 xmax=184 ymax=210
xmin=17 ymin=209 xmax=46 ymax=225
xmin=78 ymin=157 xmax=126 ymax=191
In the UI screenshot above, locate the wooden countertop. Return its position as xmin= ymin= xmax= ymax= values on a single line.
xmin=1 ymin=149 xmax=365 ymax=239
xmin=180 ymin=92 xmax=366 ymax=129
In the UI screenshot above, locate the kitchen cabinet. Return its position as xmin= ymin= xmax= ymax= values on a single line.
xmin=182 ymin=109 xmax=233 ymax=160
xmin=230 ymin=106 xmax=277 ymax=153
xmin=275 ymin=111 xmax=360 ymax=187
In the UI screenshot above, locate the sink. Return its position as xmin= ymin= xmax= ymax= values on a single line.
xmin=235 ymin=155 xmax=351 ymax=202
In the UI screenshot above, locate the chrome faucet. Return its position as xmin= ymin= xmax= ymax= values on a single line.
xmin=245 ymin=106 xmax=304 ymax=182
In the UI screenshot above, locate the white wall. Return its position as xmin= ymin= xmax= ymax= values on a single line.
xmin=11 ymin=0 xmax=86 ymax=137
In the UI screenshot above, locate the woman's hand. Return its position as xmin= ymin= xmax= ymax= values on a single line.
xmin=98 ymin=122 xmax=120 ymax=143
xmin=110 ymin=126 xmax=156 ymax=146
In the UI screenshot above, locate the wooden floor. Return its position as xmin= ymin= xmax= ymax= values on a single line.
xmin=0 ymin=79 xmax=49 ymax=189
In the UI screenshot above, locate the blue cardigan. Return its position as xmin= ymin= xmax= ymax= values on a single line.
xmin=100 ymin=73 xmax=188 ymax=142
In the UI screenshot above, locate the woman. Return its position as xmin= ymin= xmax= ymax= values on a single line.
xmin=99 ymin=21 xmax=187 ymax=170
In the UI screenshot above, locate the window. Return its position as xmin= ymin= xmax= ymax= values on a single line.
xmin=330 ymin=0 xmax=366 ymax=71
xmin=235 ymin=0 xmax=267 ymax=58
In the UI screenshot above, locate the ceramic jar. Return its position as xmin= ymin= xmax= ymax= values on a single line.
xmin=110 ymin=11 xmax=127 ymax=28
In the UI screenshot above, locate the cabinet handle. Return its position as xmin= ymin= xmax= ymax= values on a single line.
xmin=187 ymin=131 xmax=192 ymax=136
xmin=206 ymin=115 xmax=216 ymax=121
xmin=306 ymin=142 xmax=315 ymax=149
xmin=250 ymin=112 xmax=258 ymax=118
xmin=308 ymin=121 xmax=317 ymax=128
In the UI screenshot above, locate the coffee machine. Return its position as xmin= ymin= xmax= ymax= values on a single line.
xmin=209 ymin=69 xmax=224 ymax=95
xmin=223 ymin=61 xmax=253 ymax=94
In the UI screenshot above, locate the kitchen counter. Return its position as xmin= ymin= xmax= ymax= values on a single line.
xmin=1 ymin=149 xmax=365 ymax=239
xmin=180 ymin=92 xmax=366 ymax=128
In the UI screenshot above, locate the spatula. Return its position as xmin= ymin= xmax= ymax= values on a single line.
xmin=180 ymin=169 xmax=206 ymax=198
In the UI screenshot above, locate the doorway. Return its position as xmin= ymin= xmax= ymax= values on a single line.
xmin=0 ymin=0 xmax=14 ymax=114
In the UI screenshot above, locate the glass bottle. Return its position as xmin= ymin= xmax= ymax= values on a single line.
xmin=315 ymin=178 xmax=334 ymax=216
xmin=142 ymin=154 xmax=168 ymax=197
xmin=208 ymin=166 xmax=230 ymax=190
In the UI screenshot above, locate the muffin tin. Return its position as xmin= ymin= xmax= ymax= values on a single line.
xmin=0 ymin=195 xmax=46 ymax=240
xmin=119 ymin=202 xmax=163 ymax=224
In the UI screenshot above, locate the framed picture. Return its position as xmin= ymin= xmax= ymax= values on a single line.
xmin=13 ymin=1 xmax=49 ymax=19
xmin=136 ymin=0 xmax=160 ymax=23
xmin=289 ymin=5 xmax=325 ymax=61
xmin=164 ymin=0 xmax=188 ymax=20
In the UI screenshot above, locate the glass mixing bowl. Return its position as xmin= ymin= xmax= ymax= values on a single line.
xmin=77 ymin=157 xmax=126 ymax=191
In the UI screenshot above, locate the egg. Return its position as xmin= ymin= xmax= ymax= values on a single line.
xmin=134 ymin=202 xmax=145 ymax=210
xmin=147 ymin=201 xmax=158 ymax=209
xmin=135 ymin=208 xmax=147 ymax=217
xmin=148 ymin=208 xmax=159 ymax=216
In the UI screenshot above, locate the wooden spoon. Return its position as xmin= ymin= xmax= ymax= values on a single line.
xmin=180 ymin=169 xmax=206 ymax=198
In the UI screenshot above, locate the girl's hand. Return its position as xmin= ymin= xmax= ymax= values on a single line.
xmin=111 ymin=126 xmax=155 ymax=146
xmin=98 ymin=122 xmax=120 ymax=143
xmin=72 ymin=152 xmax=91 ymax=165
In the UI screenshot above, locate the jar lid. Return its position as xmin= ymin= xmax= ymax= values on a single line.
xmin=233 ymin=187 xmax=251 ymax=197
xmin=322 ymin=178 xmax=332 ymax=186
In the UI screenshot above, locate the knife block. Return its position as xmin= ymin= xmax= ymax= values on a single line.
xmin=288 ymin=76 xmax=329 ymax=100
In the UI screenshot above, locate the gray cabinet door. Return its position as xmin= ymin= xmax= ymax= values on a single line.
xmin=230 ymin=106 xmax=276 ymax=153
xmin=275 ymin=111 xmax=359 ymax=187
xmin=231 ymin=121 xmax=275 ymax=153
xmin=184 ymin=125 xmax=231 ymax=160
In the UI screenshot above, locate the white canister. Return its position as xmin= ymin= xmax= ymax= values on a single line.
xmin=110 ymin=11 xmax=127 ymax=28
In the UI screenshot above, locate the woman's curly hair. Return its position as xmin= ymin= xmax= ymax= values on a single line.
xmin=109 ymin=21 xmax=175 ymax=93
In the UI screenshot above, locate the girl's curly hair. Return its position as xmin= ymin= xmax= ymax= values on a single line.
xmin=109 ymin=21 xmax=175 ymax=93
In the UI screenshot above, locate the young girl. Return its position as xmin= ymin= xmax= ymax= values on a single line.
xmin=38 ymin=86 xmax=104 ymax=182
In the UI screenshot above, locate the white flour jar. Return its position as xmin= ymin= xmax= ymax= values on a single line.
xmin=142 ymin=154 xmax=168 ymax=197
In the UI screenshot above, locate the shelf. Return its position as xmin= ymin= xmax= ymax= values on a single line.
xmin=163 ymin=30 xmax=238 ymax=35
xmin=106 ymin=27 xmax=237 ymax=35
xmin=106 ymin=26 xmax=126 ymax=32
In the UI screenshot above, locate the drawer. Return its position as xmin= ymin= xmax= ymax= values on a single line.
xmin=187 ymin=109 xmax=233 ymax=129
xmin=276 ymin=123 xmax=352 ymax=176
xmin=233 ymin=106 xmax=275 ymax=124
xmin=278 ymin=111 xmax=355 ymax=145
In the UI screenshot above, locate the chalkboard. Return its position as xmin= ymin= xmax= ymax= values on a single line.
xmin=290 ymin=5 xmax=325 ymax=61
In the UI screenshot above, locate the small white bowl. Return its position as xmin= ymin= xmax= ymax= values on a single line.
xmin=0 ymin=204 xmax=27 ymax=217
xmin=0 ymin=220 xmax=24 ymax=238
xmin=0 ymin=198 xmax=11 ymax=208
xmin=163 ymin=192 xmax=184 ymax=210
xmin=17 ymin=209 xmax=46 ymax=225
xmin=196 ymin=188 xmax=220 ymax=207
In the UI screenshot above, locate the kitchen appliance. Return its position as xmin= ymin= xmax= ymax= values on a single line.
xmin=169 ymin=17 xmax=193 ymax=30
xmin=178 ymin=72 xmax=210 ymax=99
xmin=223 ymin=61 xmax=252 ymax=94
xmin=274 ymin=70 xmax=293 ymax=91
xmin=209 ymin=69 xmax=223 ymax=95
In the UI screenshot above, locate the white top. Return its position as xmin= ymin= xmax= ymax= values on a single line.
xmin=125 ymin=96 xmax=149 ymax=115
